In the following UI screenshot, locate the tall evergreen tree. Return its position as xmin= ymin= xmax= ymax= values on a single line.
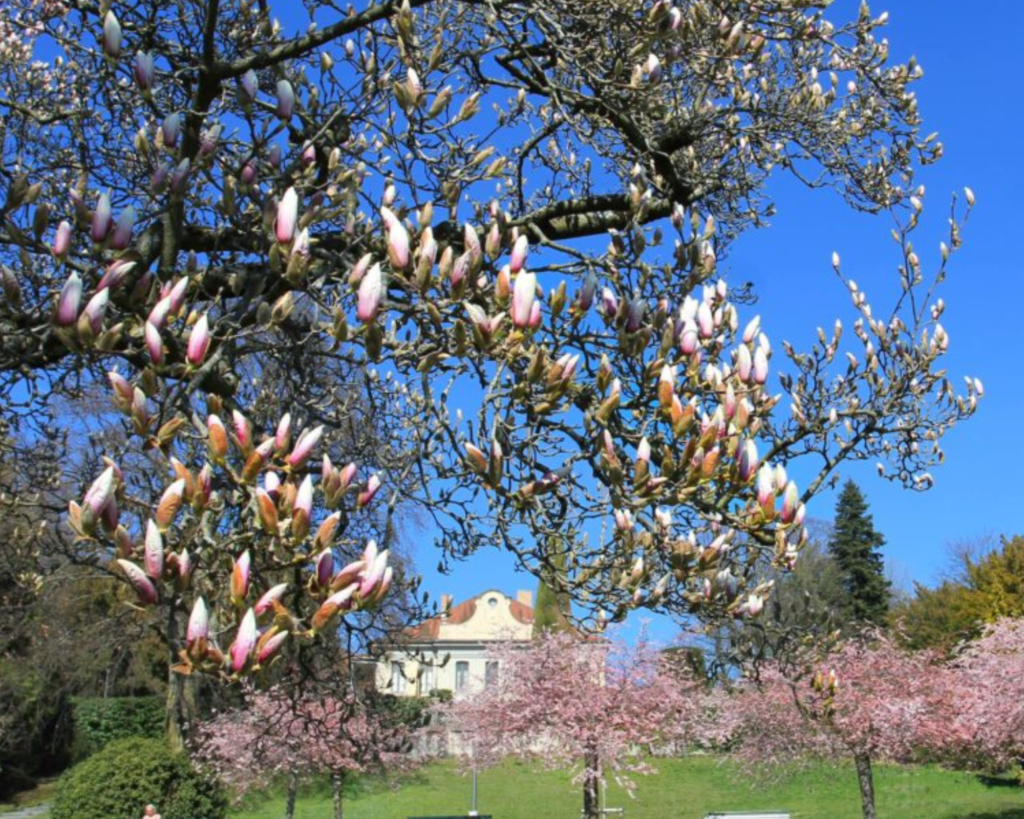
xmin=828 ymin=481 xmax=891 ymax=628
xmin=533 ymin=539 xmax=573 ymax=636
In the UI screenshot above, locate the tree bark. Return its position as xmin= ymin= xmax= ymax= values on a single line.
xmin=854 ymin=753 xmax=877 ymax=819
xmin=582 ymin=744 xmax=601 ymax=819
xmin=284 ymin=770 xmax=298 ymax=819
xmin=332 ymin=769 xmax=345 ymax=819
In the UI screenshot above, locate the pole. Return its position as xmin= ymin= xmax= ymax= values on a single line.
xmin=469 ymin=740 xmax=479 ymax=817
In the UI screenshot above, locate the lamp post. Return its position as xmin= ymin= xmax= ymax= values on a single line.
xmin=469 ymin=739 xmax=479 ymax=817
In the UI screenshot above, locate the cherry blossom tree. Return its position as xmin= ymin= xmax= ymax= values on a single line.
xmin=441 ymin=631 xmax=709 ymax=819
xmin=195 ymin=684 xmax=415 ymax=819
xmin=0 ymin=0 xmax=983 ymax=763
xmin=731 ymin=633 xmax=968 ymax=819
xmin=951 ymin=617 xmax=1024 ymax=770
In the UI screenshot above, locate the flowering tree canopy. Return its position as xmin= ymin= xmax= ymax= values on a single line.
xmin=195 ymin=685 xmax=415 ymax=818
xmin=731 ymin=633 xmax=968 ymax=819
xmin=441 ymin=631 xmax=709 ymax=818
xmin=951 ymin=617 xmax=1024 ymax=769
xmin=0 ymin=0 xmax=982 ymax=692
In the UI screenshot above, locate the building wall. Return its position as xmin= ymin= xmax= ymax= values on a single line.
xmin=375 ymin=589 xmax=532 ymax=698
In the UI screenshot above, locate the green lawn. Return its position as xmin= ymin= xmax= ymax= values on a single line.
xmin=232 ymin=757 xmax=1024 ymax=819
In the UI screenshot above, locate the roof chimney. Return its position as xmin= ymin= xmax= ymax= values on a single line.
xmin=516 ymin=590 xmax=533 ymax=609
xmin=440 ymin=594 xmax=453 ymax=618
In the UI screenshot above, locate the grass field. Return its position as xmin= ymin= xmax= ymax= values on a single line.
xmin=232 ymin=756 xmax=1024 ymax=819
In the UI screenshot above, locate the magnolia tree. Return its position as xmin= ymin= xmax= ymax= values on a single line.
xmin=0 ymin=0 xmax=982 ymax=728
xmin=441 ymin=631 xmax=709 ymax=819
xmin=195 ymin=685 xmax=415 ymax=819
xmin=951 ymin=617 xmax=1024 ymax=770
xmin=731 ymin=633 xmax=969 ymax=819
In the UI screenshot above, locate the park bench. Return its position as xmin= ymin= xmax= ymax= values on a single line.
xmin=408 ymin=815 xmax=492 ymax=819
xmin=704 ymin=812 xmax=790 ymax=819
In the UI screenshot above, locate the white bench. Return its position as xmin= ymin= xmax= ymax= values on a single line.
xmin=705 ymin=813 xmax=790 ymax=819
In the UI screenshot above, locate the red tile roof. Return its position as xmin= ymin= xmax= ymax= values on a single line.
xmin=402 ymin=591 xmax=534 ymax=640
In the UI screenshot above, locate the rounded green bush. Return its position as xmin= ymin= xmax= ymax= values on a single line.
xmin=51 ymin=736 xmax=227 ymax=819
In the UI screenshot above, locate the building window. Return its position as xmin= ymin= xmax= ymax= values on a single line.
xmin=420 ymin=663 xmax=435 ymax=695
xmin=455 ymin=660 xmax=469 ymax=693
xmin=485 ymin=660 xmax=499 ymax=688
xmin=488 ymin=596 xmax=498 ymax=608
xmin=390 ymin=661 xmax=406 ymax=694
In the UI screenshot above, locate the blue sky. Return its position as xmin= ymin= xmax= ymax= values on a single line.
xmin=407 ymin=0 xmax=1024 ymax=632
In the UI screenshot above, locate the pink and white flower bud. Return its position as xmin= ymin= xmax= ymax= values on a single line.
xmin=187 ymin=598 xmax=208 ymax=645
xmin=738 ymin=439 xmax=758 ymax=482
xmin=53 ymin=220 xmax=72 ymax=260
xmin=83 ymin=466 xmax=116 ymax=517
xmin=238 ymin=69 xmax=258 ymax=104
xmin=736 ymin=344 xmax=752 ymax=382
xmin=145 ymin=321 xmax=164 ymax=364
xmin=357 ymin=262 xmax=384 ymax=323
xmin=511 ymin=271 xmax=537 ymax=329
xmin=255 ymin=583 xmax=288 ymax=615
xmin=161 ymin=112 xmax=181 ymax=148
xmin=780 ymin=481 xmax=800 ymax=524
xmin=275 ymin=414 xmax=292 ymax=451
xmin=91 ymin=193 xmax=112 ymax=243
xmin=275 ymin=80 xmax=295 ymax=121
xmin=230 ymin=609 xmax=257 ymax=672
xmin=756 ymin=464 xmax=774 ymax=509
xmin=510 ymin=235 xmax=529 ymax=273
xmin=81 ymin=287 xmax=109 ymax=334
xmin=102 ymin=11 xmax=121 ymax=59
xmin=117 ymin=560 xmax=158 ymax=606
xmin=231 ymin=551 xmax=251 ymax=605
xmin=232 ymin=410 xmax=252 ymax=451
xmin=742 ymin=315 xmax=761 ymax=345
xmin=357 ymin=474 xmax=381 ymax=509
xmin=134 ymin=52 xmax=155 ymax=92
xmin=385 ymin=216 xmax=411 ymax=271
xmin=144 ymin=519 xmax=164 ymax=579
xmin=275 ymin=187 xmax=298 ymax=244
xmin=97 ymin=259 xmax=136 ymax=291
xmin=637 ymin=437 xmax=651 ymax=463
xmin=257 ymin=630 xmax=288 ymax=664
xmin=186 ymin=313 xmax=211 ymax=366
xmin=753 ymin=346 xmax=769 ymax=385
xmin=315 ymin=549 xmax=335 ymax=590
xmin=288 ymin=426 xmax=323 ymax=469
xmin=679 ymin=320 xmax=699 ymax=355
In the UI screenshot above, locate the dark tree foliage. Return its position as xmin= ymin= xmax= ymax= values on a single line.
xmin=828 ymin=480 xmax=890 ymax=629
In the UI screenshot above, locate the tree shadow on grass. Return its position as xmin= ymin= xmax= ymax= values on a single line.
xmin=950 ymin=812 xmax=1024 ymax=819
xmin=975 ymin=774 xmax=1024 ymax=790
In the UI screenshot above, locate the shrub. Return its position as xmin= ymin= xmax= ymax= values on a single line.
xmin=72 ymin=696 xmax=165 ymax=760
xmin=51 ymin=737 xmax=227 ymax=819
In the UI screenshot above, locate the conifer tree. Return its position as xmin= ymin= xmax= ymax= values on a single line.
xmin=828 ymin=481 xmax=891 ymax=628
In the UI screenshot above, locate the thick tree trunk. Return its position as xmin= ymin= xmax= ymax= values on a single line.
xmin=582 ymin=745 xmax=601 ymax=819
xmin=284 ymin=770 xmax=298 ymax=819
xmin=332 ymin=769 xmax=345 ymax=819
xmin=854 ymin=753 xmax=877 ymax=819
xmin=165 ymin=657 xmax=196 ymax=751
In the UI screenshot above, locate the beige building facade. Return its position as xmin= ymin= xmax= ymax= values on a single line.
xmin=374 ymin=588 xmax=534 ymax=697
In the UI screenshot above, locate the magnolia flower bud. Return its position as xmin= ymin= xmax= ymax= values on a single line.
xmin=255 ymin=583 xmax=288 ymax=615
xmin=145 ymin=321 xmax=163 ymax=364
xmin=357 ymin=262 xmax=384 ymax=323
xmin=144 ymin=519 xmax=164 ymax=579
xmin=385 ymin=212 xmax=411 ymax=271
xmin=162 ymin=112 xmax=181 ymax=148
xmin=117 ymin=560 xmax=158 ymax=606
xmin=357 ymin=474 xmax=381 ymax=508
xmin=134 ymin=51 xmax=155 ymax=92
xmin=276 ymin=187 xmax=298 ymax=244
xmin=510 ymin=235 xmax=529 ymax=273
xmin=91 ymin=193 xmax=112 ymax=243
xmin=738 ymin=439 xmax=758 ymax=482
xmin=230 ymin=609 xmax=257 ymax=672
xmin=288 ymin=426 xmax=323 ymax=469
xmin=187 ymin=598 xmax=208 ymax=645
xmin=239 ymin=69 xmax=258 ymax=105
xmin=102 ymin=11 xmax=121 ymax=60
xmin=780 ymin=481 xmax=800 ymax=524
xmin=276 ymin=79 xmax=295 ymax=120
xmin=186 ymin=313 xmax=211 ymax=366
xmin=512 ymin=271 xmax=537 ymax=329
xmin=53 ymin=220 xmax=72 ymax=260
xmin=753 ymin=346 xmax=769 ymax=385
xmin=55 ymin=272 xmax=83 ymax=326
xmin=231 ymin=551 xmax=251 ymax=605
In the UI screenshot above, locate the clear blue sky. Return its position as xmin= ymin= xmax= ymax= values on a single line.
xmin=407 ymin=0 xmax=1024 ymax=631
